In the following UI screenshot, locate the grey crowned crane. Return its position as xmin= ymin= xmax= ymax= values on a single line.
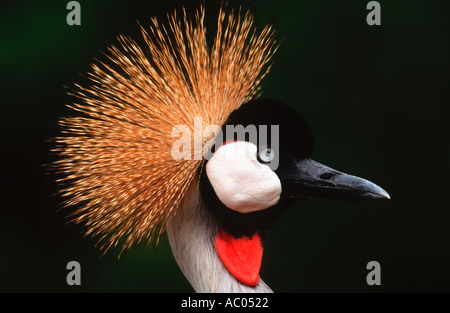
xmin=55 ymin=5 xmax=390 ymax=293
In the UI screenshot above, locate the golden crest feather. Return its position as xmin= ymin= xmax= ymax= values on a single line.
xmin=55 ymin=5 xmax=277 ymax=253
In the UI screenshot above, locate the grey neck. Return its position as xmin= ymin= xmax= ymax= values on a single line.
xmin=166 ymin=182 xmax=273 ymax=293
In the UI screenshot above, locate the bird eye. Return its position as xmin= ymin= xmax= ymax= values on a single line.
xmin=258 ymin=146 xmax=274 ymax=163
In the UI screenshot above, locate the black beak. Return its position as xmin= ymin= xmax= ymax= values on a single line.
xmin=283 ymin=158 xmax=390 ymax=201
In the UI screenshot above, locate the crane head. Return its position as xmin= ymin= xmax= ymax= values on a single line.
xmin=56 ymin=4 xmax=390 ymax=291
xmin=200 ymin=98 xmax=390 ymax=286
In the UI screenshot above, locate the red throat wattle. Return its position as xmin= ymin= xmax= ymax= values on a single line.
xmin=214 ymin=228 xmax=263 ymax=286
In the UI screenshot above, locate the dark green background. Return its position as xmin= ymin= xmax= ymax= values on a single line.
xmin=0 ymin=0 xmax=448 ymax=292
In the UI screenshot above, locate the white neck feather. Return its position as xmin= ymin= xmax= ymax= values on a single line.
xmin=166 ymin=182 xmax=273 ymax=293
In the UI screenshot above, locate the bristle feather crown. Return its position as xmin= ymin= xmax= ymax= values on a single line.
xmin=55 ymin=5 xmax=277 ymax=253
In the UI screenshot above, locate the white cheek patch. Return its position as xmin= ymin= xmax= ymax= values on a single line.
xmin=206 ymin=141 xmax=281 ymax=214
